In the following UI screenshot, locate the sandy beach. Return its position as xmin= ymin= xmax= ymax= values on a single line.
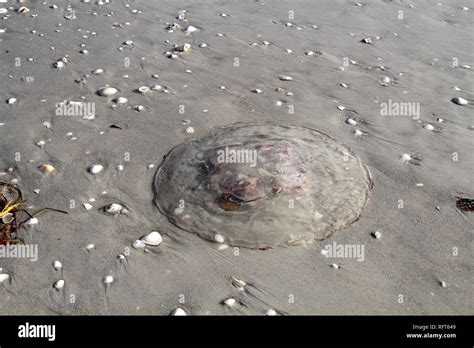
xmin=0 ymin=0 xmax=472 ymax=315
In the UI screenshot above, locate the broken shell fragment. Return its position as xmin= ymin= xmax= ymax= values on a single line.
xmin=88 ymin=164 xmax=104 ymax=174
xmin=53 ymin=260 xmax=63 ymax=271
xmin=451 ymin=97 xmax=468 ymax=105
xmin=223 ymin=298 xmax=237 ymax=307
xmin=279 ymin=75 xmax=293 ymax=81
xmin=266 ymin=309 xmax=277 ymax=316
xmin=141 ymin=231 xmax=163 ymax=246
xmin=115 ymin=97 xmax=128 ymax=104
xmin=423 ymin=124 xmax=434 ymax=131
xmin=0 ymin=273 xmax=10 ymax=283
xmin=132 ymin=239 xmax=146 ymax=249
xmin=371 ymin=231 xmax=382 ymax=239
xmin=231 ymin=276 xmax=246 ymax=289
xmin=138 ymin=86 xmax=151 ymax=94
xmin=7 ymin=98 xmax=17 ymax=105
xmin=171 ymin=307 xmax=187 ymax=316
xmin=103 ymin=275 xmax=114 ymax=284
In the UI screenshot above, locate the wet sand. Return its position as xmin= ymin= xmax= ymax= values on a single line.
xmin=0 ymin=0 xmax=472 ymax=315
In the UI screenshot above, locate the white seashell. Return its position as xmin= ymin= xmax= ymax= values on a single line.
xmin=337 ymin=105 xmax=345 ymax=110
xmin=92 ymin=68 xmax=104 ymax=75
xmin=115 ymin=97 xmax=128 ymax=104
xmin=439 ymin=280 xmax=447 ymax=288
xmin=33 ymin=189 xmax=40 ymax=194
xmin=217 ymin=244 xmax=228 ymax=251
xmin=346 ymin=118 xmax=357 ymax=126
xmin=98 ymin=87 xmax=118 ymax=97
xmin=452 ymin=97 xmax=468 ymax=105
xmin=0 ymin=273 xmax=10 ymax=283
xmin=36 ymin=140 xmax=46 ymax=147
xmin=25 ymin=217 xmax=39 ymax=225
xmin=88 ymin=164 xmax=104 ymax=174
xmin=220 ymin=13 xmax=228 ymax=17
xmin=80 ymin=49 xmax=89 ymax=54
xmin=437 ymin=118 xmax=444 ymax=123
xmin=185 ymin=26 xmax=198 ymax=34
xmin=331 ymin=263 xmax=340 ymax=269
xmin=461 ymin=65 xmax=471 ymax=69
xmin=171 ymin=307 xmax=187 ymax=316
xmin=361 ymin=37 xmax=372 ymax=44
xmin=117 ymin=164 xmax=124 ymax=171
xmin=53 ymin=260 xmax=62 ymax=270
xmin=185 ymin=126 xmax=195 ymax=134
xmin=285 ymin=22 xmax=293 ymax=27
xmin=381 ymin=76 xmax=391 ymax=84
xmin=401 ymin=153 xmax=411 ymax=162
xmin=141 ymin=231 xmax=163 ymax=246
xmin=416 ymin=183 xmax=424 ymax=187
xmin=151 ymin=85 xmax=162 ymax=91
xmin=286 ymin=49 xmax=293 ymax=54
xmin=423 ymin=124 xmax=434 ymax=131
xmin=104 ymin=203 xmax=125 ymax=215
xmin=199 ymin=43 xmax=208 ymax=48
xmin=38 ymin=164 xmax=56 ymax=173
xmin=279 ymin=75 xmax=293 ymax=81
xmin=0 ymin=9 xmax=8 ymax=15
xmin=103 ymin=275 xmax=114 ymax=284
xmin=266 ymin=309 xmax=277 ymax=316
xmin=134 ymin=105 xmax=144 ymax=111
xmin=54 ymin=279 xmax=65 ymax=289
xmin=224 ymin=298 xmax=237 ymax=307
xmin=305 ymin=50 xmax=315 ymax=56
xmin=252 ymin=88 xmax=263 ymax=94
xmin=340 ymin=83 xmax=348 ymax=88
xmin=138 ymin=86 xmax=150 ymax=94
xmin=372 ymin=231 xmax=382 ymax=239
xmin=214 ymin=233 xmax=225 ymax=243
xmin=117 ymin=254 xmax=126 ymax=260
xmin=166 ymin=52 xmax=178 ymax=59
xmin=353 ymin=129 xmax=363 ymax=136
xmin=86 ymin=243 xmax=95 ymax=250
xmin=7 ymin=98 xmax=17 ymax=105
xmin=132 ymin=239 xmax=146 ymax=249
xmin=275 ymin=100 xmax=283 ymax=106
xmin=124 ymin=40 xmax=134 ymax=46
xmin=231 ymin=276 xmax=246 ymax=289
xmin=83 ymin=203 xmax=93 ymax=210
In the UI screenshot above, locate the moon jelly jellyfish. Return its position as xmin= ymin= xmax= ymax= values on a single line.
xmin=154 ymin=123 xmax=372 ymax=249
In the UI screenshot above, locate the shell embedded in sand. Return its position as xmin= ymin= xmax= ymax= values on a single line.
xmin=451 ymin=97 xmax=468 ymax=105
xmin=104 ymin=203 xmax=126 ymax=215
xmin=138 ymin=86 xmax=151 ymax=94
xmin=88 ymin=164 xmax=104 ymax=174
xmin=115 ymin=97 xmax=128 ymax=104
xmin=346 ymin=118 xmax=357 ymax=126
xmin=98 ymin=87 xmax=118 ymax=97
xmin=154 ymin=124 xmax=372 ymax=249
xmin=141 ymin=231 xmax=163 ymax=246
xmin=184 ymin=26 xmax=198 ymax=34
xmin=53 ymin=260 xmax=62 ymax=270
xmin=171 ymin=307 xmax=187 ymax=316
xmin=38 ymin=164 xmax=56 ymax=173
xmin=223 ymin=298 xmax=237 ymax=307
xmin=372 ymin=231 xmax=382 ymax=239
xmin=7 ymin=98 xmax=17 ymax=105
xmin=54 ymin=279 xmax=65 ymax=290
xmin=103 ymin=275 xmax=114 ymax=284
xmin=0 ymin=273 xmax=10 ymax=283
xmin=266 ymin=309 xmax=277 ymax=316
xmin=92 ymin=68 xmax=104 ymax=75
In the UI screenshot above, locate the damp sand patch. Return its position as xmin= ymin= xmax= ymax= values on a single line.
xmin=154 ymin=124 xmax=372 ymax=249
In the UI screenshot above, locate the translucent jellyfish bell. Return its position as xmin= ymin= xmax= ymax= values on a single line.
xmin=154 ymin=124 xmax=372 ymax=249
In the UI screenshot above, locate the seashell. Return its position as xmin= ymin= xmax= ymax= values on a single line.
xmin=171 ymin=307 xmax=187 ymax=316
xmin=88 ymin=164 xmax=104 ymax=174
xmin=331 ymin=263 xmax=340 ymax=269
xmin=0 ymin=273 xmax=10 ymax=283
xmin=134 ymin=105 xmax=144 ymax=111
xmin=185 ymin=126 xmax=195 ymax=134
xmin=141 ymin=231 xmax=163 ymax=246
xmin=371 ymin=231 xmax=382 ymax=239
xmin=83 ymin=203 xmax=93 ymax=210
xmin=361 ymin=37 xmax=372 ymax=44
xmin=263 ymin=41 xmax=270 ymax=45
xmin=353 ymin=129 xmax=363 ymax=136
xmin=25 ymin=217 xmax=38 ymax=225
xmin=138 ymin=86 xmax=151 ymax=94
xmin=36 ymin=140 xmax=46 ymax=147
xmin=53 ymin=61 xmax=65 ymax=69
xmin=18 ymin=6 xmax=30 ymax=14
xmin=177 ymin=43 xmax=191 ymax=53
xmin=381 ymin=76 xmax=391 ymax=84
xmin=54 ymin=279 xmax=65 ymax=290
xmin=116 ymin=164 xmax=124 ymax=171
xmin=214 ymin=233 xmax=225 ymax=243
xmin=337 ymin=105 xmax=345 ymax=111
xmin=80 ymin=49 xmax=89 ymax=54
xmin=439 ymin=280 xmax=447 ymax=288
xmin=151 ymin=85 xmax=162 ymax=91
xmin=38 ymin=164 xmax=56 ymax=173
xmin=220 ymin=13 xmax=228 ymax=17
xmin=98 ymin=86 xmax=118 ymax=97
xmin=279 ymin=75 xmax=293 ymax=81
xmin=166 ymin=23 xmax=180 ymax=31
xmin=2 ymin=213 xmax=14 ymax=224
xmin=217 ymin=244 xmax=228 ymax=251
xmin=0 ymin=9 xmax=8 ymax=15
xmin=124 ymin=40 xmax=134 ymax=46
xmin=199 ymin=43 xmax=208 ymax=48
xmin=185 ymin=26 xmax=198 ymax=34
xmin=86 ymin=243 xmax=95 ymax=250
xmin=53 ymin=260 xmax=62 ymax=270
xmin=166 ymin=52 xmax=178 ymax=59
xmin=252 ymin=88 xmax=263 ymax=94
xmin=285 ymin=22 xmax=293 ymax=27
xmin=115 ymin=97 xmax=128 ymax=104
xmin=340 ymin=83 xmax=348 ymax=88
xmin=92 ymin=68 xmax=104 ymax=75
xmin=400 ymin=153 xmax=411 ymax=163
xmin=231 ymin=276 xmax=246 ymax=289
xmin=346 ymin=118 xmax=357 ymax=126
xmin=266 ymin=309 xmax=277 ymax=316
xmin=132 ymin=239 xmax=146 ymax=249
xmin=117 ymin=254 xmax=126 ymax=260
xmin=423 ymin=124 xmax=434 ymax=131
xmin=104 ymin=203 xmax=125 ymax=215
xmin=7 ymin=98 xmax=17 ymax=105
xmin=223 ymin=298 xmax=236 ymax=307
xmin=451 ymin=97 xmax=468 ymax=105
xmin=103 ymin=275 xmax=114 ymax=284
